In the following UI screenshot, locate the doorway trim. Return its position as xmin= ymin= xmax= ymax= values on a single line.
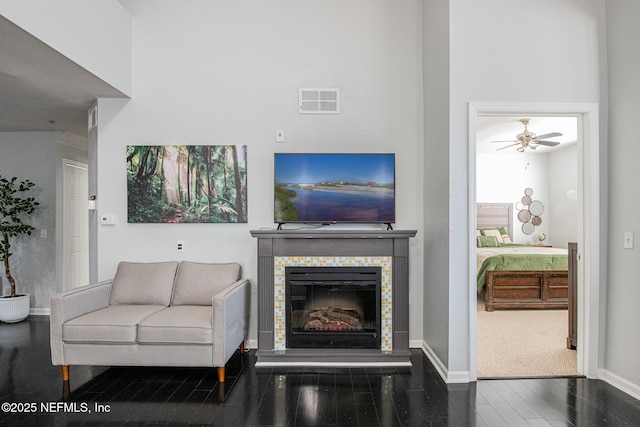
xmin=62 ymin=159 xmax=89 ymax=291
xmin=468 ymin=102 xmax=602 ymax=381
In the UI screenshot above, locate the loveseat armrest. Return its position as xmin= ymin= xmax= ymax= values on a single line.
xmin=212 ymin=278 xmax=251 ymax=367
xmin=50 ymin=280 xmax=113 ymax=366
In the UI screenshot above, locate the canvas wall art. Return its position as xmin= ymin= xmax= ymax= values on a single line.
xmin=127 ymin=145 xmax=247 ymax=223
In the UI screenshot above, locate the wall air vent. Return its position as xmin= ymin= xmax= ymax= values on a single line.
xmin=299 ymin=88 xmax=340 ymax=114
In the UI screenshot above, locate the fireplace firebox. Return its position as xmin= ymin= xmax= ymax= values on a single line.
xmin=286 ymin=266 xmax=381 ymax=349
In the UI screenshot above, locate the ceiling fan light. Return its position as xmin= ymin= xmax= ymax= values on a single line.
xmin=494 ymin=118 xmax=562 ymax=153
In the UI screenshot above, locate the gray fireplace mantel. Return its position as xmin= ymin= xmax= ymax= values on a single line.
xmin=250 ymin=229 xmax=417 ymax=366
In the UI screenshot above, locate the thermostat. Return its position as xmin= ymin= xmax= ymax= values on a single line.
xmin=100 ymin=215 xmax=116 ymax=225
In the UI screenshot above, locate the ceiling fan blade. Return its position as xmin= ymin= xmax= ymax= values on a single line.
xmin=536 ymin=140 xmax=560 ymax=147
xmin=496 ymin=143 xmax=521 ymax=151
xmin=535 ymin=132 xmax=562 ymax=140
xmin=491 ymin=140 xmax=517 ymax=143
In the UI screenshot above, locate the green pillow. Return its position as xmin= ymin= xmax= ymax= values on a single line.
xmin=477 ymin=235 xmax=499 ymax=247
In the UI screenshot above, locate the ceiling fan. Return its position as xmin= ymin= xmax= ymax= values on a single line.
xmin=493 ymin=118 xmax=562 ymax=152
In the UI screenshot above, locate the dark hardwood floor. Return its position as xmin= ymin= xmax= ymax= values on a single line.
xmin=1 ymin=317 xmax=639 ymax=426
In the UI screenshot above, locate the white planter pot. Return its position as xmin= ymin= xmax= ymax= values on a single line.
xmin=0 ymin=294 xmax=30 ymax=323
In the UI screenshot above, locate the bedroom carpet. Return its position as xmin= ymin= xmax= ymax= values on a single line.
xmin=477 ymin=295 xmax=579 ymax=378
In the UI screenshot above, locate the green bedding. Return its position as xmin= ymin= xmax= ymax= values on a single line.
xmin=477 ymin=253 xmax=568 ymax=292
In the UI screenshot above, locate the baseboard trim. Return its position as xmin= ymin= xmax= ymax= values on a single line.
xmin=599 ymin=368 xmax=640 ymax=401
xmin=420 ymin=341 xmax=470 ymax=384
xmin=30 ymin=308 xmax=50 ymax=316
xmin=420 ymin=341 xmax=447 ymax=381
xmin=409 ymin=339 xmax=422 ymax=348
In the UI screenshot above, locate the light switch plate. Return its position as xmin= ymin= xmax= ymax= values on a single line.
xmin=624 ymin=231 xmax=634 ymax=249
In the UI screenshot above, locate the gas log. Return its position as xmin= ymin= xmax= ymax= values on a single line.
xmin=301 ymin=307 xmax=363 ymax=331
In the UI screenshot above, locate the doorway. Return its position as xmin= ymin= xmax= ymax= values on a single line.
xmin=475 ymin=115 xmax=578 ymax=377
xmin=468 ymin=102 xmax=602 ymax=381
xmin=62 ymin=160 xmax=89 ymax=290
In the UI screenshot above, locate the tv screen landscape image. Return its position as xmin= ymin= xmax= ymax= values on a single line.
xmin=274 ymin=153 xmax=395 ymax=224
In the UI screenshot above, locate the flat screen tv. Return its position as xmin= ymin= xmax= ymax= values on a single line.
xmin=274 ymin=153 xmax=395 ymax=225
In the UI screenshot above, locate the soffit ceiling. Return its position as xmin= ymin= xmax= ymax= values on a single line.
xmin=0 ymin=16 xmax=127 ymax=137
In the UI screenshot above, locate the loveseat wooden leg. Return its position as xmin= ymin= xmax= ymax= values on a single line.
xmin=61 ymin=365 xmax=69 ymax=382
xmin=240 ymin=341 xmax=245 ymax=353
xmin=217 ymin=366 xmax=226 ymax=383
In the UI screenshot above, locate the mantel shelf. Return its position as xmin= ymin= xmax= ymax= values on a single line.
xmin=250 ymin=229 xmax=417 ymax=239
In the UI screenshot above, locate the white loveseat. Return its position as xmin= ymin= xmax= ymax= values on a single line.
xmin=50 ymin=261 xmax=250 ymax=383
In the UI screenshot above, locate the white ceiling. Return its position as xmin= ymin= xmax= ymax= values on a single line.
xmin=0 ymin=16 xmax=127 ymax=137
xmin=476 ymin=116 xmax=578 ymax=154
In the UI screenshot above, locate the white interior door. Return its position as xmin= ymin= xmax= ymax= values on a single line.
xmin=63 ymin=160 xmax=89 ymax=290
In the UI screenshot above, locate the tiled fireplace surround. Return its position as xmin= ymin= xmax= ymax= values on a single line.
xmin=250 ymin=229 xmax=417 ymax=366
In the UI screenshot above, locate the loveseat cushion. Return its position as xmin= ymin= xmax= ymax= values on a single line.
xmin=63 ymin=305 xmax=167 ymax=343
xmin=108 ymin=261 xmax=178 ymax=306
xmin=171 ymin=261 xmax=241 ymax=306
xmin=137 ymin=306 xmax=213 ymax=344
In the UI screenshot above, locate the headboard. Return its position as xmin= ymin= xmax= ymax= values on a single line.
xmin=477 ymin=203 xmax=513 ymax=241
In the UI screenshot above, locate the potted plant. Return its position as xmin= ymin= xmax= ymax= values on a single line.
xmin=537 ymin=233 xmax=547 ymax=246
xmin=0 ymin=173 xmax=39 ymax=323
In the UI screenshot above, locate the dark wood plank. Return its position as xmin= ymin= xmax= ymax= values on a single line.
xmin=1 ymin=317 xmax=640 ymax=426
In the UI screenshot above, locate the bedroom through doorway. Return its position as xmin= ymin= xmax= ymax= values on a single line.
xmin=473 ymin=113 xmax=579 ymax=378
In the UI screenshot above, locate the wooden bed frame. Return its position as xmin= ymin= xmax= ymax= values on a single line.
xmin=477 ymin=203 xmax=569 ymax=311
xmin=484 ymin=270 xmax=568 ymax=312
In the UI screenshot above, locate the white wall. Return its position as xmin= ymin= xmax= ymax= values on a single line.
xmin=603 ymin=0 xmax=640 ymax=394
xmin=6 ymin=0 xmax=637 ymax=396
xmin=548 ymin=144 xmax=579 ymax=248
xmin=424 ymin=0 xmax=604 ymax=379
xmin=0 ymin=0 xmax=132 ymax=95
xmin=0 ymin=132 xmax=87 ymax=311
xmin=477 ymin=153 xmax=550 ymax=244
xmin=422 ymin=0 xmax=451 ymax=376
xmin=96 ymin=0 xmax=424 ymax=344
xmin=477 ymin=148 xmax=578 ymax=247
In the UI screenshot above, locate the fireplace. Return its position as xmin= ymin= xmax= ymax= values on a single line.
xmin=286 ymin=266 xmax=381 ymax=349
xmin=250 ymin=229 xmax=416 ymax=366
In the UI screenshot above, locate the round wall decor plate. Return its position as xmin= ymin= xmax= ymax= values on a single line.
xmin=529 ymin=200 xmax=544 ymax=216
xmin=522 ymin=222 xmax=535 ymax=235
xmin=518 ymin=209 xmax=532 ymax=223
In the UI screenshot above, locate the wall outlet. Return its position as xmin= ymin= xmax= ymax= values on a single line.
xmin=276 ymin=129 xmax=285 ymax=143
xmin=177 ymin=240 xmax=185 ymax=253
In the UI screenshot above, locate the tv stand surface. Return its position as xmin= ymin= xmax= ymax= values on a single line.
xmin=275 ymin=223 xmax=395 ymax=231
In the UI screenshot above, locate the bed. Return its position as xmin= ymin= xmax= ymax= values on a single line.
xmin=477 ymin=203 xmax=569 ymax=312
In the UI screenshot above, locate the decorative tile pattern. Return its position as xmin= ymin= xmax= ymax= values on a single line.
xmin=273 ymin=256 xmax=393 ymax=351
